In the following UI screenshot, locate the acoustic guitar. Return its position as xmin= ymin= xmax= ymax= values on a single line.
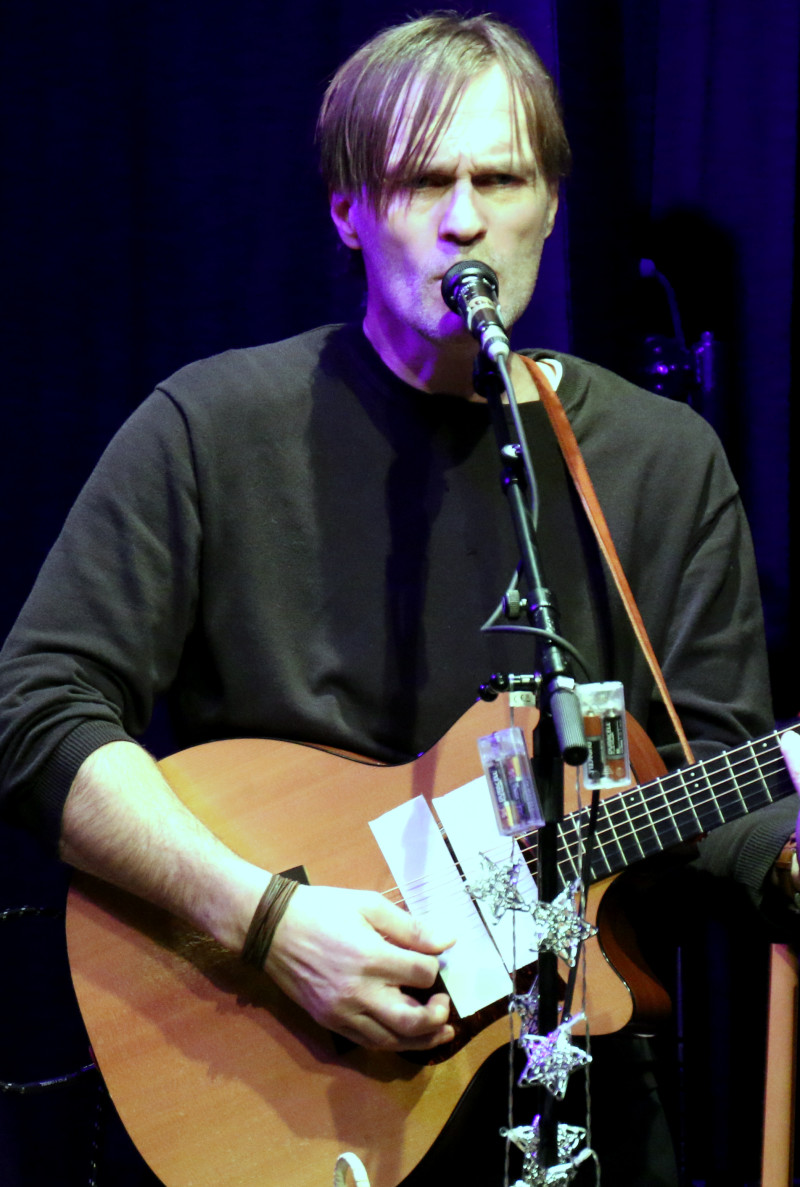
xmin=65 ymin=699 xmax=796 ymax=1187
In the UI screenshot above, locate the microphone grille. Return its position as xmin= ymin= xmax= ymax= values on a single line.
xmin=441 ymin=260 xmax=499 ymax=312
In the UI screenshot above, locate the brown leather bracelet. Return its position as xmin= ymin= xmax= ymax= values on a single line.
xmin=241 ymin=874 xmax=300 ymax=970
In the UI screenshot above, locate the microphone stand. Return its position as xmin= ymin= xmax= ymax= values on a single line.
xmin=474 ymin=351 xmax=588 ymax=1174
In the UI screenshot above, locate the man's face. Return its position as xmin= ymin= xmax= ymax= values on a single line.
xmin=331 ymin=64 xmax=558 ymax=379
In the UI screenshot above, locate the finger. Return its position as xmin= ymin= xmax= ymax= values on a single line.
xmin=368 ymin=983 xmax=453 ymax=1035
xmin=373 ymin=943 xmax=449 ymax=992
xmin=363 ymin=895 xmax=455 ymax=954
xmin=394 ymin=989 xmax=453 ymax=1035
xmin=335 ymin=1014 xmax=455 ymax=1052
xmin=780 ymin=730 xmax=800 ymax=793
xmin=339 ymin=992 xmax=456 ymax=1051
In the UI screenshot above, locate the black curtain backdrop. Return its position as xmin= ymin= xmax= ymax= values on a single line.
xmin=0 ymin=2 xmax=797 ymax=1185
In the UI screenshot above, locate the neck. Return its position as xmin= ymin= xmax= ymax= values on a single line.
xmin=361 ymin=318 xmax=540 ymax=403
xmin=362 ymin=316 xmax=478 ymax=397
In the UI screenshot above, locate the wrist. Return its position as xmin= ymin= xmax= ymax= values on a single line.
xmin=772 ymin=837 xmax=800 ymax=909
xmin=199 ymin=858 xmax=271 ymax=953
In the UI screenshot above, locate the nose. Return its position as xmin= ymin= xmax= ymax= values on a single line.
xmin=438 ymin=179 xmax=487 ymax=246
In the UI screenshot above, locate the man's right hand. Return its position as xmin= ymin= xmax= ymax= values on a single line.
xmin=265 ymin=884 xmax=456 ymax=1051
xmin=62 ymin=741 xmax=456 ymax=1053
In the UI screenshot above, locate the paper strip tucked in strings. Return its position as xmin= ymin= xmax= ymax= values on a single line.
xmin=369 ymin=795 xmax=507 ymax=1017
xmin=370 ymin=776 xmax=541 ymax=1018
xmin=435 ymin=777 xmax=541 ymax=967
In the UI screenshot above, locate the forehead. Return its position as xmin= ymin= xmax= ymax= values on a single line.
xmin=387 ymin=63 xmax=535 ymax=171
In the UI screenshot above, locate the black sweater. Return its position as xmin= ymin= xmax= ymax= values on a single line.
xmin=0 ymin=324 xmax=792 ymax=897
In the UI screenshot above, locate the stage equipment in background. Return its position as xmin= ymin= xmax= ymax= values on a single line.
xmin=637 ymin=258 xmax=721 ymax=430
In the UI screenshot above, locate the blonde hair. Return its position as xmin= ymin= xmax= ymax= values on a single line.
xmin=317 ymin=11 xmax=571 ymax=211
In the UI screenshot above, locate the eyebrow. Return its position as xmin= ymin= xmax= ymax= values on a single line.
xmin=389 ymin=152 xmax=538 ymax=178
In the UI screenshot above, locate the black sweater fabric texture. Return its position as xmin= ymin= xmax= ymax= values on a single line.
xmin=0 ymin=323 xmax=792 ymax=898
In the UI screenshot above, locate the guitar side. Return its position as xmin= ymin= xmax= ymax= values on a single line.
xmin=65 ymin=699 xmax=664 ymax=1187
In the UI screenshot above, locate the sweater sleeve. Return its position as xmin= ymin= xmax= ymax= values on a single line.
xmin=0 ymin=390 xmax=201 ymax=850
xmin=641 ymin=423 xmax=792 ymax=910
xmin=570 ymin=367 xmax=788 ymax=912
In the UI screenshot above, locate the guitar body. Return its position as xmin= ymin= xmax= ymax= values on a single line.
xmin=66 ymin=699 xmax=669 ymax=1187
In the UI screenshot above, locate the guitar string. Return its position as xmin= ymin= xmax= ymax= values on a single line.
xmin=546 ymin=749 xmax=794 ymax=881
xmin=375 ymin=733 xmax=795 ymax=908
xmin=561 ymin=741 xmax=794 ymax=869
xmin=519 ymin=734 xmax=793 ymax=856
xmin=382 ymin=758 xmax=794 ymax=919
xmin=385 ymin=747 xmax=794 ymax=906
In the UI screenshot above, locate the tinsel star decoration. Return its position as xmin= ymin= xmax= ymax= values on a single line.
xmin=517 ymin=1015 xmax=592 ymax=1099
xmin=502 ymin=1117 xmax=588 ymax=1187
xmin=509 ymin=978 xmax=539 ymax=1038
xmin=528 ymin=880 xmax=597 ymax=967
xmin=466 ymin=852 xmax=527 ymax=920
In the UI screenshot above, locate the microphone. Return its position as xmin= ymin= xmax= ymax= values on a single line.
xmin=441 ymin=260 xmax=510 ymax=362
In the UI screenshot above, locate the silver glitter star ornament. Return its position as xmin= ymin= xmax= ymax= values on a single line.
xmin=503 ymin=1117 xmax=586 ymax=1161
xmin=529 ymin=880 xmax=597 ymax=966
xmin=466 ymin=852 xmax=527 ymax=920
xmin=503 ymin=1117 xmax=590 ymax=1187
xmin=509 ymin=978 xmax=540 ymax=1038
xmin=517 ymin=1015 xmax=592 ymax=1099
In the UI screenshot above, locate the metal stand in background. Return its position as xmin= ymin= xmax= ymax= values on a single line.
xmin=638 ymin=258 xmax=723 ymax=435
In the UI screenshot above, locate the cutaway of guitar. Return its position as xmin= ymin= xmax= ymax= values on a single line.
xmin=64 ymin=698 xmax=673 ymax=1187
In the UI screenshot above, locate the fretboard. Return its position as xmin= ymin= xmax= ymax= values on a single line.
xmin=553 ymin=727 xmax=798 ymax=887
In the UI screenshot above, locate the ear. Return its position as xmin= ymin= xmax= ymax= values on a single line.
xmin=330 ymin=192 xmax=362 ymax=250
xmin=543 ymin=188 xmax=559 ymax=239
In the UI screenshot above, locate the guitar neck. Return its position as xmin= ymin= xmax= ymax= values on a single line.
xmin=553 ymin=728 xmax=797 ymax=887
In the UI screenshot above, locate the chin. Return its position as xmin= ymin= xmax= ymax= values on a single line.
xmin=429 ymin=309 xmax=472 ymax=343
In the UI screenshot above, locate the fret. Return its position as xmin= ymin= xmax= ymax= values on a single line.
xmin=685 ymin=765 xmax=725 ymax=831
xmin=622 ymin=785 xmax=664 ymax=855
xmin=561 ymin=803 xmax=612 ymax=883
xmin=749 ymin=736 xmax=776 ymax=803
xmin=587 ymin=843 xmax=612 ymax=882
xmin=555 ymin=816 xmax=582 ymax=886
xmin=658 ymin=769 xmax=703 ymax=840
xmin=698 ymin=750 xmax=743 ymax=823
xmin=605 ymin=797 xmax=640 ymax=873
xmin=727 ymin=749 xmax=751 ymax=813
xmin=639 ymin=778 xmax=681 ymax=850
xmin=581 ymin=797 xmax=612 ymax=883
xmin=614 ymin=792 xmax=648 ymax=864
xmin=595 ymin=799 xmax=627 ymax=874
xmin=742 ymin=735 xmax=783 ymax=809
xmin=520 ymin=830 xmax=539 ymax=888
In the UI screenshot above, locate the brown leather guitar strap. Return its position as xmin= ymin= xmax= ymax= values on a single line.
xmin=520 ymin=353 xmax=695 ymax=766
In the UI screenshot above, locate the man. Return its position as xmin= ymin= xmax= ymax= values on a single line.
xmin=0 ymin=12 xmax=796 ymax=1185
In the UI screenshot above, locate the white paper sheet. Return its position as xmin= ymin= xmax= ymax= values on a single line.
xmin=434 ymin=776 xmax=540 ymax=973
xmin=369 ymin=795 xmax=512 ymax=1018
xmin=370 ymin=778 xmax=540 ymax=1018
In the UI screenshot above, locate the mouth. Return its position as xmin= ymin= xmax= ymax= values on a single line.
xmin=435 ymin=261 xmax=500 ymax=292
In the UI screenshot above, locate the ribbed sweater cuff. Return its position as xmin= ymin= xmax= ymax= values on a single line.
xmin=30 ymin=720 xmax=136 ymax=853
xmin=732 ymin=801 xmax=797 ymax=903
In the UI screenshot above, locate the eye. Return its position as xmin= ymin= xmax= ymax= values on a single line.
xmin=475 ymin=173 xmax=525 ymax=188
xmin=408 ymin=173 xmax=451 ymax=191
